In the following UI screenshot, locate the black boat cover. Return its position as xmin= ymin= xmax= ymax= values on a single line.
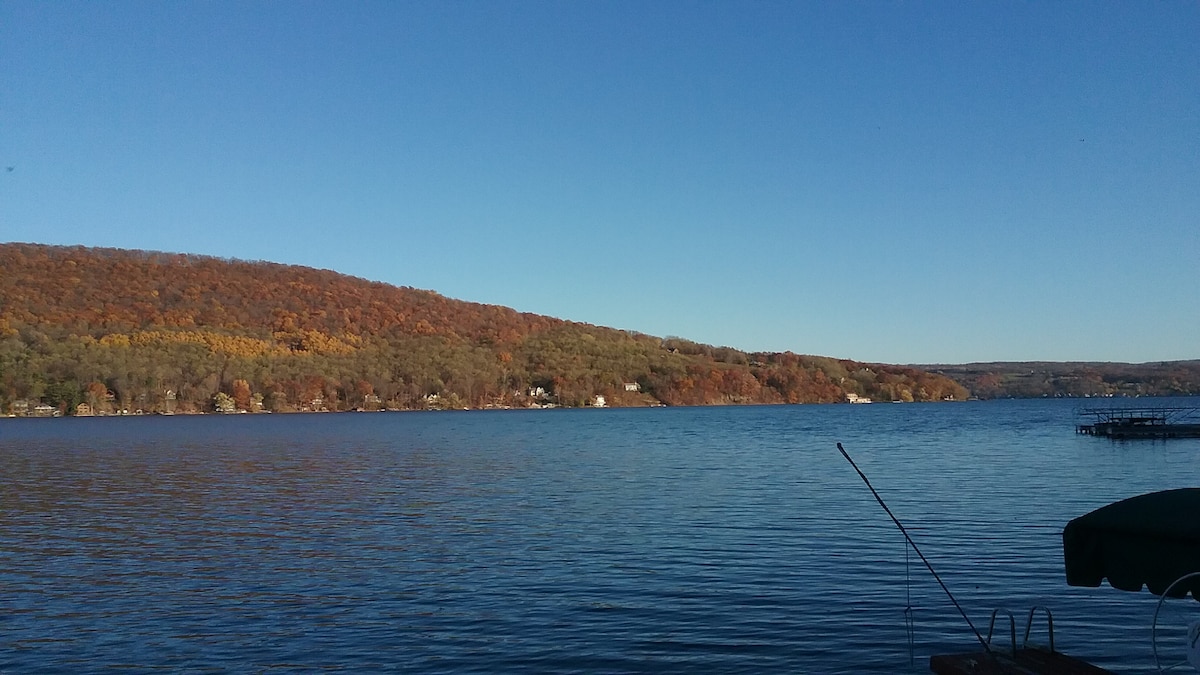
xmin=1063 ymin=488 xmax=1200 ymax=599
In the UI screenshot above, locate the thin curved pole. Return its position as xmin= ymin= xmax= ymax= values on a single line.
xmin=1152 ymin=571 xmax=1200 ymax=673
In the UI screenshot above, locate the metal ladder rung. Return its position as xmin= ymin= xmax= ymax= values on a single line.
xmin=1023 ymin=605 xmax=1056 ymax=654
xmin=985 ymin=606 xmax=1057 ymax=657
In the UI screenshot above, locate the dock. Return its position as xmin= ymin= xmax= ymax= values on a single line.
xmin=929 ymin=606 xmax=1115 ymax=675
xmin=930 ymin=649 xmax=1114 ymax=674
xmin=1076 ymin=406 xmax=1200 ymax=439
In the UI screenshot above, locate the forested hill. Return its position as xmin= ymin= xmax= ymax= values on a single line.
xmin=0 ymin=243 xmax=967 ymax=414
xmin=926 ymin=361 xmax=1200 ymax=399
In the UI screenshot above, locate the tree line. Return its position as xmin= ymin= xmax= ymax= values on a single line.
xmin=927 ymin=361 xmax=1200 ymax=399
xmin=1 ymin=243 xmax=968 ymax=414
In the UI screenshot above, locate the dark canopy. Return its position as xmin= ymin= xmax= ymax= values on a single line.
xmin=1063 ymin=488 xmax=1200 ymax=598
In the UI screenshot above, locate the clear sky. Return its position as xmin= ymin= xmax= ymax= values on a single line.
xmin=2 ymin=2 xmax=1197 ymax=364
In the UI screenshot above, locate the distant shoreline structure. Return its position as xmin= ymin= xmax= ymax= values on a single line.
xmin=1076 ymin=406 xmax=1200 ymax=439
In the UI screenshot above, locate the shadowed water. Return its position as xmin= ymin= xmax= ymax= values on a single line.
xmin=2 ymin=399 xmax=1197 ymax=673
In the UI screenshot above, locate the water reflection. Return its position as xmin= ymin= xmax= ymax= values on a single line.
xmin=1 ymin=402 xmax=1197 ymax=672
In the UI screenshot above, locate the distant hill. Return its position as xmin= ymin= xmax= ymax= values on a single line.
xmin=925 ymin=361 xmax=1200 ymax=399
xmin=1 ymin=242 xmax=970 ymax=414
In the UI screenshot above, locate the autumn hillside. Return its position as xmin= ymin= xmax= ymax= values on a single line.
xmin=924 ymin=361 xmax=1200 ymax=399
xmin=0 ymin=243 xmax=967 ymax=414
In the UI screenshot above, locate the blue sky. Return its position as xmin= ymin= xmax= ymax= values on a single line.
xmin=2 ymin=1 xmax=1197 ymax=364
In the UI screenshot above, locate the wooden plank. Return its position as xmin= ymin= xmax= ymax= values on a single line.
xmin=930 ymin=649 xmax=1114 ymax=674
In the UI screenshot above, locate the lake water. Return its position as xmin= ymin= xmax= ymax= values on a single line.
xmin=2 ymin=399 xmax=1198 ymax=673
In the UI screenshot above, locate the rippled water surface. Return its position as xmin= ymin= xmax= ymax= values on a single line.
xmin=3 ymin=400 xmax=1199 ymax=673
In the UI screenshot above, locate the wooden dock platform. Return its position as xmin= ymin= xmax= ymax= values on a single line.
xmin=930 ymin=648 xmax=1114 ymax=674
xmin=1076 ymin=405 xmax=1200 ymax=438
